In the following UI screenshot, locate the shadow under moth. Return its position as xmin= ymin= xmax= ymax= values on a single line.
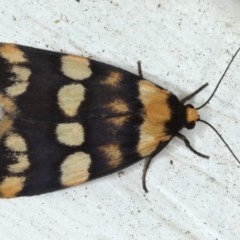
xmin=0 ymin=43 xmax=238 ymax=198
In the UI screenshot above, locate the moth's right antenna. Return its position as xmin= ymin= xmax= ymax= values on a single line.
xmin=197 ymin=47 xmax=240 ymax=110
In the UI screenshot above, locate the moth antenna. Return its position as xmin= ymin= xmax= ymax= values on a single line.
xmin=198 ymin=119 xmax=239 ymax=164
xmin=197 ymin=47 xmax=240 ymax=110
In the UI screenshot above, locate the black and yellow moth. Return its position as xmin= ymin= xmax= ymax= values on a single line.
xmin=0 ymin=43 xmax=238 ymax=198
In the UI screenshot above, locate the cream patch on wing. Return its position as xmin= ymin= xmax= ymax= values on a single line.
xmin=58 ymin=84 xmax=85 ymax=117
xmin=137 ymin=80 xmax=172 ymax=157
xmin=0 ymin=45 xmax=31 ymax=97
xmin=61 ymin=55 xmax=92 ymax=80
xmin=56 ymin=123 xmax=84 ymax=146
xmin=102 ymin=71 xmax=122 ymax=87
xmin=137 ymin=120 xmax=171 ymax=157
xmin=4 ymin=133 xmax=30 ymax=175
xmin=107 ymin=99 xmax=129 ymax=113
xmin=0 ymin=94 xmax=16 ymax=137
xmin=0 ymin=93 xmax=16 ymax=114
xmin=99 ymin=144 xmax=122 ymax=168
xmin=0 ymin=176 xmax=25 ymax=198
xmin=0 ymin=116 xmax=13 ymax=138
xmin=60 ymin=152 xmax=91 ymax=187
xmin=5 ymin=133 xmax=27 ymax=152
xmin=0 ymin=44 xmax=27 ymax=64
xmin=0 ymin=136 xmax=30 ymax=197
xmin=6 ymin=82 xmax=29 ymax=97
xmin=7 ymin=65 xmax=31 ymax=97
xmin=8 ymin=154 xmax=30 ymax=174
xmin=107 ymin=116 xmax=129 ymax=127
xmin=11 ymin=66 xmax=31 ymax=81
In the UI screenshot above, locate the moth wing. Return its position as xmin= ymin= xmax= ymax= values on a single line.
xmin=0 ymin=43 xmax=172 ymax=197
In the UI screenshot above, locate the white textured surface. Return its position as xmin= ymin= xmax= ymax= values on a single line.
xmin=0 ymin=0 xmax=240 ymax=239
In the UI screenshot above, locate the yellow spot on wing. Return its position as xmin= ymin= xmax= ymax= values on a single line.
xmin=138 ymin=80 xmax=170 ymax=106
xmin=8 ymin=154 xmax=30 ymax=174
xmin=56 ymin=123 xmax=84 ymax=146
xmin=137 ymin=80 xmax=172 ymax=157
xmin=0 ymin=94 xmax=16 ymax=138
xmin=0 ymin=44 xmax=27 ymax=64
xmin=0 ymin=47 xmax=31 ymax=97
xmin=5 ymin=133 xmax=27 ymax=152
xmin=11 ymin=66 xmax=31 ymax=81
xmin=107 ymin=99 xmax=129 ymax=113
xmin=102 ymin=71 xmax=122 ymax=87
xmin=99 ymin=144 xmax=122 ymax=168
xmin=137 ymin=120 xmax=171 ymax=156
xmin=58 ymin=84 xmax=85 ymax=117
xmin=6 ymin=82 xmax=29 ymax=97
xmin=0 ymin=93 xmax=17 ymax=114
xmin=146 ymin=102 xmax=171 ymax=124
xmin=0 ymin=116 xmax=13 ymax=138
xmin=61 ymin=55 xmax=92 ymax=80
xmin=61 ymin=152 xmax=91 ymax=187
xmin=107 ymin=116 xmax=129 ymax=127
xmin=0 ymin=177 xmax=25 ymax=198
xmin=0 ymin=51 xmax=31 ymax=97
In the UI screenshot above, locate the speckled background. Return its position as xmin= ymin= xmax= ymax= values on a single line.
xmin=0 ymin=0 xmax=239 ymax=239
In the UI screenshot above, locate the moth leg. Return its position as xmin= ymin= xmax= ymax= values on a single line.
xmin=177 ymin=133 xmax=209 ymax=158
xmin=181 ymin=83 xmax=208 ymax=104
xmin=137 ymin=61 xmax=143 ymax=78
xmin=142 ymin=156 xmax=152 ymax=193
xmin=142 ymin=140 xmax=172 ymax=193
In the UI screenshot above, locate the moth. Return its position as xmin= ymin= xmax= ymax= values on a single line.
xmin=0 ymin=43 xmax=238 ymax=198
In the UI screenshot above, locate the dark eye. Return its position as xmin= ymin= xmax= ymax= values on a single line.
xmin=186 ymin=121 xmax=195 ymax=129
